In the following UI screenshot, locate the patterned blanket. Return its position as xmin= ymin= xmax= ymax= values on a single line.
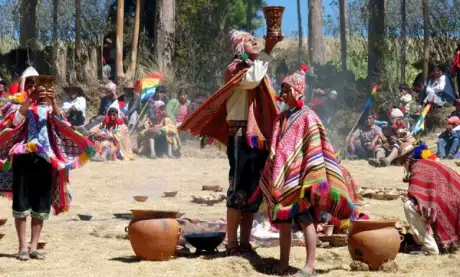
xmin=408 ymin=159 xmax=460 ymax=247
xmin=259 ymin=107 xmax=357 ymax=227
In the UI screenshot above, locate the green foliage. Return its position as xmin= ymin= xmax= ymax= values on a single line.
xmin=175 ymin=0 xmax=265 ymax=92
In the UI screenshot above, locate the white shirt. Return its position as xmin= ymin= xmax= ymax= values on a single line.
xmin=62 ymin=96 xmax=87 ymax=118
xmin=226 ymin=52 xmax=273 ymax=121
xmin=426 ymin=75 xmax=455 ymax=100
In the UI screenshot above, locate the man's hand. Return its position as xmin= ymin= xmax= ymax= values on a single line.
xmin=30 ymin=86 xmax=47 ymax=102
xmin=264 ymin=36 xmax=283 ymax=54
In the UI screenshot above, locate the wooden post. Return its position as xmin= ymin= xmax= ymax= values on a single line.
xmin=339 ymin=0 xmax=347 ymax=71
xmin=422 ymin=0 xmax=429 ymax=85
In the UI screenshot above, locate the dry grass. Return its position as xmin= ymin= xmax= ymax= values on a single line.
xmin=0 ymin=141 xmax=458 ymax=277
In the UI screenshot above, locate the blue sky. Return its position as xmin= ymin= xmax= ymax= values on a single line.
xmin=255 ymin=0 xmax=336 ymax=37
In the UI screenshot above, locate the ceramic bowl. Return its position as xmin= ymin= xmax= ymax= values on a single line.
xmin=133 ymin=195 xmax=148 ymax=202
xmin=163 ymin=191 xmax=178 ymax=197
xmin=77 ymin=214 xmax=93 ymax=221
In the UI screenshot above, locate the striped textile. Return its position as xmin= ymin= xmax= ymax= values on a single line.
xmin=260 ymin=107 xmax=357 ymax=226
xmin=408 ymin=159 xmax=460 ymax=248
xmin=178 ymin=69 xmax=279 ymax=150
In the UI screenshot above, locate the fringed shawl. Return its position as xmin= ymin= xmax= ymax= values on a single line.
xmin=260 ymin=107 xmax=358 ymax=227
xmin=408 ymin=159 xmax=460 ymax=248
xmin=0 ymin=106 xmax=94 ymax=214
xmin=178 ymin=69 xmax=279 ymax=149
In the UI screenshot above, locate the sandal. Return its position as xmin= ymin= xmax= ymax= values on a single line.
xmin=16 ymin=251 xmax=29 ymax=261
xmin=238 ymin=243 xmax=258 ymax=257
xmin=29 ymin=251 xmax=45 ymax=260
xmin=225 ymin=242 xmax=239 ymax=257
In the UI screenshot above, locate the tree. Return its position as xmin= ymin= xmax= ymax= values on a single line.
xmin=296 ymin=0 xmax=303 ymax=65
xmin=367 ymin=0 xmax=385 ymax=81
xmin=127 ymin=0 xmax=141 ymax=80
xmin=308 ymin=0 xmax=325 ymax=65
xmin=116 ymin=0 xmax=125 ymax=83
xmin=20 ymin=0 xmax=38 ymax=49
xmin=400 ymin=0 xmax=406 ymax=83
xmin=247 ymin=0 xmax=253 ymax=33
xmin=75 ymin=0 xmax=82 ymax=59
xmin=154 ymin=0 xmax=175 ymax=71
xmin=423 ymin=0 xmax=429 ymax=84
xmin=339 ymin=0 xmax=347 ymax=71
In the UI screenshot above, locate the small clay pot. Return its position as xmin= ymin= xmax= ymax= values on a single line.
xmin=0 ymin=233 xmax=5 ymax=240
xmin=163 ymin=191 xmax=178 ymax=197
xmin=348 ymin=219 xmax=401 ymax=270
xmin=133 ymin=195 xmax=148 ymax=202
xmin=323 ymin=225 xmax=334 ymax=236
xmin=0 ymin=218 xmax=7 ymax=226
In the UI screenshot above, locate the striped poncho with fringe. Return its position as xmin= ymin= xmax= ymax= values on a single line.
xmin=260 ymin=107 xmax=358 ymax=228
xmin=0 ymin=104 xmax=94 ymax=214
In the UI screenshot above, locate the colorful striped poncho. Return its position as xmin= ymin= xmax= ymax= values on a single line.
xmin=260 ymin=107 xmax=358 ymax=228
xmin=408 ymin=159 xmax=460 ymax=248
xmin=0 ymin=105 xmax=94 ymax=214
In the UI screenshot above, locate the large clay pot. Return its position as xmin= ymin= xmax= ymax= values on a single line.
xmin=348 ymin=219 xmax=401 ymax=270
xmin=126 ymin=210 xmax=180 ymax=261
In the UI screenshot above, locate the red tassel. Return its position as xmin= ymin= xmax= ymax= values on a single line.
xmin=300 ymin=64 xmax=308 ymax=72
xmin=103 ymin=115 xmax=110 ymax=124
xmin=115 ymin=118 xmax=124 ymax=125
xmin=275 ymin=95 xmax=283 ymax=102
xmin=296 ymin=100 xmax=303 ymax=108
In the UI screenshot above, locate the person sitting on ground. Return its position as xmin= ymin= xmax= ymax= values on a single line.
xmin=399 ymin=84 xmax=419 ymax=128
xmin=260 ymin=66 xmax=357 ymax=276
xmin=437 ymin=116 xmax=460 ymax=159
xmin=98 ymin=82 xmax=118 ymax=117
xmin=146 ymin=86 xmax=168 ymax=119
xmin=134 ymin=105 xmax=181 ymax=159
xmin=348 ymin=115 xmax=385 ymax=159
xmin=89 ymin=101 xmax=133 ymax=162
xmin=166 ymin=88 xmax=191 ymax=127
xmin=369 ymin=109 xmax=413 ymax=167
xmin=423 ymin=66 xmax=456 ymax=107
xmin=449 ymin=99 xmax=460 ymax=118
xmin=189 ymin=92 xmax=207 ymax=114
xmin=120 ymin=83 xmax=140 ymax=131
xmin=398 ymin=141 xmax=460 ymax=255
xmin=62 ymin=86 xmax=86 ymax=127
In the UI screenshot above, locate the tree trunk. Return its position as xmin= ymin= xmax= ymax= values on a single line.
xmin=127 ymin=0 xmax=141 ymax=81
xmin=339 ymin=0 xmax=347 ymax=71
xmin=53 ymin=0 xmax=59 ymax=78
xmin=367 ymin=0 xmax=385 ymax=82
xmin=75 ymin=0 xmax=82 ymax=59
xmin=154 ymin=0 xmax=175 ymax=71
xmin=116 ymin=0 xmax=125 ymax=83
xmin=19 ymin=0 xmax=38 ymax=49
xmin=423 ymin=0 xmax=429 ymax=84
xmin=296 ymin=0 xmax=303 ymax=64
xmin=400 ymin=0 xmax=406 ymax=83
xmin=247 ymin=0 xmax=253 ymax=33
xmin=308 ymin=0 xmax=324 ymax=65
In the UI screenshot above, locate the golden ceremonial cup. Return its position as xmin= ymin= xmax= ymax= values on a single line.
xmin=34 ymin=75 xmax=56 ymax=105
xmin=262 ymin=6 xmax=285 ymax=40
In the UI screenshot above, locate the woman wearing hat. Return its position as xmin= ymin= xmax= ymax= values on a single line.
xmin=397 ymin=141 xmax=460 ymax=255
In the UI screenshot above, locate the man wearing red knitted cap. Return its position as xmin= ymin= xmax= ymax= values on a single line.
xmin=179 ymin=30 xmax=281 ymax=256
xmin=260 ymin=66 xmax=357 ymax=276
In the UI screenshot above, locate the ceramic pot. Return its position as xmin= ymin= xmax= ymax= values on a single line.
xmin=126 ymin=210 xmax=180 ymax=261
xmin=348 ymin=220 xmax=401 ymax=270
xmin=262 ymin=6 xmax=285 ymax=40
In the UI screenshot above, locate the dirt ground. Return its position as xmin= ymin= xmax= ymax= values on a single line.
xmin=0 ymin=141 xmax=458 ymax=277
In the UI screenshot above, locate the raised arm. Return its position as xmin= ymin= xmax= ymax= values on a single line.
xmin=235 ymin=52 xmax=273 ymax=90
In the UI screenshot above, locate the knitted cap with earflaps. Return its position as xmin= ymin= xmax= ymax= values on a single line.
xmin=19 ymin=66 xmax=39 ymax=91
xmin=281 ymin=65 xmax=308 ymax=108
